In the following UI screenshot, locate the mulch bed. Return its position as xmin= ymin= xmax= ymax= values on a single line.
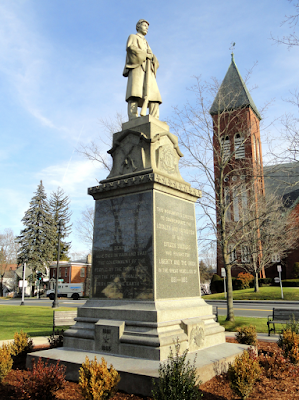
xmin=1 ymin=339 xmax=299 ymax=399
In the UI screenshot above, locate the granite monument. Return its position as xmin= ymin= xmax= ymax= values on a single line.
xmin=27 ymin=21 xmax=248 ymax=396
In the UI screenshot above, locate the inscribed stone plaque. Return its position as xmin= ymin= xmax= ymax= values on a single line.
xmin=92 ymin=191 xmax=153 ymax=300
xmin=155 ymin=191 xmax=200 ymax=299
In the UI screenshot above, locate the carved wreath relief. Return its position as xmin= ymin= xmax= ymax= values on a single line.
xmin=158 ymin=145 xmax=178 ymax=175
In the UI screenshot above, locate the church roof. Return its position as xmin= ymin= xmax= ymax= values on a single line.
xmin=264 ymin=162 xmax=299 ymax=208
xmin=210 ymin=54 xmax=261 ymax=120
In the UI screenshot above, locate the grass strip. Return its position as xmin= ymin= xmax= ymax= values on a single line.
xmin=0 ymin=305 xmax=74 ymax=340
xmin=204 ymin=286 xmax=299 ymax=301
xmin=218 ymin=316 xmax=269 ymax=333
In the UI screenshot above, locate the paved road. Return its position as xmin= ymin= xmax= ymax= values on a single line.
xmin=205 ymin=300 xmax=299 ymax=318
xmin=0 ymin=298 xmax=87 ymax=308
xmin=0 ymin=298 xmax=298 ymax=318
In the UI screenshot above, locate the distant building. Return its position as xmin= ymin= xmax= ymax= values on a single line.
xmin=49 ymin=255 xmax=92 ymax=296
xmin=211 ymin=55 xmax=299 ymax=279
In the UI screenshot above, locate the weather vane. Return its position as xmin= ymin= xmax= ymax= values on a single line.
xmin=229 ymin=42 xmax=236 ymax=52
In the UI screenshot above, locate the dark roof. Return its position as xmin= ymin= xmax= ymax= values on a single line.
xmin=264 ymin=162 xmax=299 ymax=208
xmin=210 ymin=54 xmax=261 ymax=120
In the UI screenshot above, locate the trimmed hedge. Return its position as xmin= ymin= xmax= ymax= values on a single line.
xmin=281 ymin=279 xmax=299 ymax=287
xmin=210 ymin=274 xmax=274 ymax=293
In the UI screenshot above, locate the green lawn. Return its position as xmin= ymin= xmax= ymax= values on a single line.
xmin=0 ymin=306 xmax=74 ymax=340
xmin=218 ymin=316 xmax=269 ymax=333
xmin=204 ymin=286 xmax=299 ymax=301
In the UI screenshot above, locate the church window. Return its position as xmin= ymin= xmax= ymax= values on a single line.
xmin=241 ymin=246 xmax=249 ymax=263
xmin=224 ymin=187 xmax=231 ymax=221
xmin=233 ymin=187 xmax=239 ymax=221
xmin=222 ymin=136 xmax=230 ymax=160
xmin=228 ymin=244 xmax=236 ymax=263
xmin=241 ymin=184 xmax=248 ymax=211
xmin=235 ymin=133 xmax=245 ymax=159
xmin=256 ymin=139 xmax=261 ymax=164
xmin=271 ymin=253 xmax=280 ymax=263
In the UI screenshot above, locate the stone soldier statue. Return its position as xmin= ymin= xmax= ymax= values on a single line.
xmin=123 ymin=19 xmax=162 ymax=120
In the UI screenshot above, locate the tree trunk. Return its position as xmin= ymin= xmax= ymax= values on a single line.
xmin=0 ymin=276 xmax=3 ymax=297
xmin=226 ymin=266 xmax=234 ymax=321
xmin=254 ymin=271 xmax=259 ymax=292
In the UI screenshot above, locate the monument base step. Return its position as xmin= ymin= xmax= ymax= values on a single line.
xmin=27 ymin=342 xmax=248 ymax=397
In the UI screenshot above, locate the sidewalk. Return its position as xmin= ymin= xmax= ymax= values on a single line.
xmin=0 ymin=332 xmax=279 ymax=348
xmin=0 ymin=336 xmax=49 ymax=347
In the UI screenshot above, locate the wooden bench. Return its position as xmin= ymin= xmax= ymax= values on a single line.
xmin=267 ymin=308 xmax=299 ymax=336
xmin=213 ymin=306 xmax=218 ymax=322
xmin=53 ymin=310 xmax=77 ymax=333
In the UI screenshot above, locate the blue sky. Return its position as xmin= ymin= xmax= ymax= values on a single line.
xmin=1 ymin=0 xmax=298 ymax=255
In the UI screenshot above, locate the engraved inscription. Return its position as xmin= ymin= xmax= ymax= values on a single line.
xmin=155 ymin=192 xmax=200 ymax=299
xmin=101 ymin=328 xmax=112 ymax=352
xmin=92 ymin=192 xmax=153 ymax=300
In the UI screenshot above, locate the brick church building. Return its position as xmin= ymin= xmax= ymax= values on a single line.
xmin=210 ymin=55 xmax=299 ymax=280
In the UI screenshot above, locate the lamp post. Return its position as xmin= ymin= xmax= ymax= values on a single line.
xmin=52 ymin=220 xmax=62 ymax=308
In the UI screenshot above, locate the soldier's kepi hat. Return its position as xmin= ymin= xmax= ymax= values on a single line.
xmin=136 ymin=19 xmax=149 ymax=30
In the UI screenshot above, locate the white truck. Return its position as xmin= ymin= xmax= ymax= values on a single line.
xmin=46 ymin=283 xmax=84 ymax=300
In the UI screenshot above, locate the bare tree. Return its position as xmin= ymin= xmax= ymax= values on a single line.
xmin=229 ymin=188 xmax=299 ymax=291
xmin=76 ymin=112 xmax=125 ymax=172
xmin=271 ymin=0 xmax=299 ymax=48
xmin=75 ymin=205 xmax=95 ymax=250
xmin=170 ymin=66 xmax=272 ymax=321
xmin=0 ymin=229 xmax=18 ymax=296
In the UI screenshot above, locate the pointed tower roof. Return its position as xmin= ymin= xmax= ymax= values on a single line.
xmin=209 ymin=54 xmax=261 ymax=120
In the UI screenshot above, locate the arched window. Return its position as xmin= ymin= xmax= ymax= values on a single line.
xmin=228 ymin=244 xmax=236 ymax=263
xmin=233 ymin=186 xmax=239 ymax=222
xmin=224 ymin=187 xmax=231 ymax=221
xmin=252 ymin=136 xmax=256 ymax=161
xmin=241 ymin=246 xmax=249 ymax=263
xmin=222 ymin=136 xmax=230 ymax=160
xmin=234 ymin=133 xmax=245 ymax=159
xmin=256 ymin=139 xmax=260 ymax=164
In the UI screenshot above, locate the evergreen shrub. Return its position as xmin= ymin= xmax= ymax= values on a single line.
xmin=11 ymin=330 xmax=34 ymax=369
xmin=79 ymin=356 xmax=120 ymax=400
xmin=14 ymin=358 xmax=66 ymax=400
xmin=293 ymin=262 xmax=299 ymax=279
xmin=281 ymin=279 xmax=299 ymax=287
xmin=11 ymin=330 xmax=33 ymax=356
xmin=152 ymin=341 xmax=202 ymax=400
xmin=228 ymin=348 xmax=261 ymax=400
xmin=258 ymin=278 xmax=272 ymax=286
xmin=210 ymin=274 xmax=223 ymax=293
xmin=236 ymin=325 xmax=257 ymax=346
xmin=0 ymin=343 xmax=13 ymax=383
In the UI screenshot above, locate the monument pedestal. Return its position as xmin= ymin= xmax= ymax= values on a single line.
xmin=28 ymin=117 xmax=245 ymax=395
xmin=64 ymin=116 xmax=225 ymax=360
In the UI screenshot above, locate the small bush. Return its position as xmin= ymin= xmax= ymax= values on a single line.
xmin=258 ymin=347 xmax=290 ymax=378
xmin=293 ymin=262 xmax=299 ymax=279
xmin=210 ymin=274 xmax=223 ymax=293
xmin=152 ymin=341 xmax=202 ymax=400
xmin=0 ymin=343 xmax=13 ymax=383
xmin=237 ymin=272 xmax=254 ymax=290
xmin=277 ymin=329 xmax=299 ymax=364
xmin=11 ymin=330 xmax=33 ymax=356
xmin=48 ymin=329 xmax=64 ymax=348
xmin=228 ymin=348 xmax=262 ymax=400
xmin=285 ymin=314 xmax=299 ymax=334
xmin=79 ymin=356 xmax=120 ymax=400
xmin=14 ymin=358 xmax=66 ymax=400
xmin=258 ymin=278 xmax=272 ymax=287
xmin=236 ymin=325 xmax=257 ymax=346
